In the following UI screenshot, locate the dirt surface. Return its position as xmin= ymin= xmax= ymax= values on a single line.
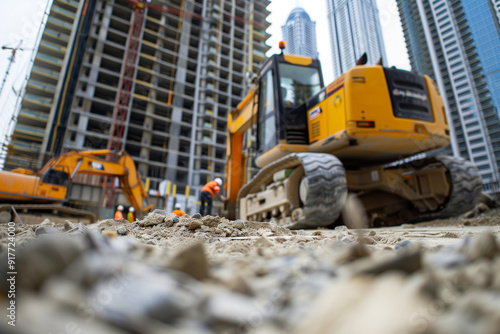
xmin=0 ymin=205 xmax=499 ymax=333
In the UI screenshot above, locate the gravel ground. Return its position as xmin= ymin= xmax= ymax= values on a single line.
xmin=0 ymin=203 xmax=499 ymax=334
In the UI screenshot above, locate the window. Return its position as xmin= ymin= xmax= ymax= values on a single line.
xmin=278 ymin=63 xmax=322 ymax=106
xmin=257 ymin=70 xmax=277 ymax=152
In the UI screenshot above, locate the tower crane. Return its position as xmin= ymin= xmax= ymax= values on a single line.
xmin=0 ymin=41 xmax=33 ymax=99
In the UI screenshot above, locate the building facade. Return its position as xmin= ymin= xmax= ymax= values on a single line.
xmin=326 ymin=0 xmax=387 ymax=78
xmin=4 ymin=0 xmax=271 ymax=210
xmin=281 ymin=7 xmax=318 ymax=58
xmin=397 ymin=0 xmax=500 ymax=194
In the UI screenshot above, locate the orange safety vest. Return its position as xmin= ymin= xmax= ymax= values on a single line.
xmin=172 ymin=209 xmax=185 ymax=217
xmin=201 ymin=180 xmax=220 ymax=197
xmin=115 ymin=210 xmax=123 ymax=219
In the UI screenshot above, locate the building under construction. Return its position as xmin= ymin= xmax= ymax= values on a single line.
xmin=4 ymin=0 xmax=271 ymax=212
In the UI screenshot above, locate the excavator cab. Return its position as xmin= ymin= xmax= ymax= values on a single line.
xmin=256 ymin=53 xmax=324 ymax=156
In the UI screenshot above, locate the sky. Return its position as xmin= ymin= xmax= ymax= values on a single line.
xmin=0 ymin=0 xmax=410 ymax=148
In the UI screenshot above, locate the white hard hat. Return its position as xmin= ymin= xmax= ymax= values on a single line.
xmin=117 ymin=205 xmax=124 ymax=211
xmin=129 ymin=207 xmax=135 ymax=212
xmin=175 ymin=203 xmax=182 ymax=209
xmin=214 ymin=177 xmax=223 ymax=186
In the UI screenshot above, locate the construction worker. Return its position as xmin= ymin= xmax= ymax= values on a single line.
xmin=127 ymin=207 xmax=135 ymax=223
xmin=172 ymin=203 xmax=185 ymax=217
xmin=199 ymin=177 xmax=224 ymax=216
xmin=115 ymin=205 xmax=124 ymax=219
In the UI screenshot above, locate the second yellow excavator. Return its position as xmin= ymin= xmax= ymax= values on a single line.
xmin=224 ymin=44 xmax=482 ymax=229
xmin=0 ymin=149 xmax=152 ymax=224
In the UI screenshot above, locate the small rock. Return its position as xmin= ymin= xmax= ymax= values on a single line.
xmin=356 ymin=248 xmax=422 ymax=275
xmin=205 ymin=293 xmax=266 ymax=326
xmin=464 ymin=233 xmax=499 ymax=261
xmin=312 ymin=231 xmax=323 ymax=236
xmin=464 ymin=260 xmax=492 ymax=288
xmin=430 ymin=251 xmax=468 ymax=269
xmin=342 ymin=195 xmax=368 ymax=229
xmin=169 ymin=242 xmax=209 ymax=280
xmin=335 ymin=225 xmax=349 ymax=232
xmin=63 ymin=220 xmax=76 ymax=231
xmin=464 ymin=210 xmax=476 ymax=219
xmin=225 ymin=274 xmax=254 ymax=296
xmin=93 ymin=271 xmax=200 ymax=328
xmin=233 ymin=221 xmax=245 ymax=229
xmin=35 ymin=225 xmax=59 ymax=236
xmin=479 ymin=192 xmax=498 ymax=208
xmin=152 ymin=209 xmax=168 ymax=215
xmin=194 ymin=232 xmax=207 ymax=239
xmin=191 ymin=213 xmax=202 ymax=219
xmin=139 ymin=212 xmax=166 ymax=227
xmin=395 ymin=240 xmax=415 ymax=250
xmin=359 ymin=236 xmax=376 ymax=245
xmin=368 ymin=230 xmax=376 ymax=236
xmin=254 ymin=236 xmax=273 ymax=248
xmin=477 ymin=202 xmax=489 ymax=213
xmin=116 ymin=227 xmax=128 ymax=235
xmin=40 ymin=218 xmax=54 ymax=226
xmin=189 ymin=220 xmax=203 ymax=230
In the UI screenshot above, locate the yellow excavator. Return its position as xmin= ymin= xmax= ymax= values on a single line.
xmin=224 ymin=43 xmax=482 ymax=229
xmin=0 ymin=149 xmax=152 ymax=224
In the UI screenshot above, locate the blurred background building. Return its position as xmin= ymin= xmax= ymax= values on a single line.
xmin=326 ymin=0 xmax=387 ymax=78
xmin=397 ymin=0 xmax=500 ymax=194
xmin=3 ymin=0 xmax=271 ymax=213
xmin=281 ymin=7 xmax=318 ymax=58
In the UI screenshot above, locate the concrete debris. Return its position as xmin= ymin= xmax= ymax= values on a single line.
xmin=0 ymin=210 xmax=499 ymax=333
xmin=169 ymin=242 xmax=210 ymax=281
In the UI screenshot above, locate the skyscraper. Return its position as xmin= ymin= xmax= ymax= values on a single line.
xmin=326 ymin=0 xmax=387 ymax=78
xmin=4 ymin=0 xmax=271 ymax=211
xmin=281 ymin=7 xmax=318 ymax=58
xmin=397 ymin=0 xmax=500 ymax=194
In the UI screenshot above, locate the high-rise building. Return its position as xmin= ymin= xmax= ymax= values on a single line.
xmin=326 ymin=0 xmax=387 ymax=78
xmin=397 ymin=0 xmax=500 ymax=194
xmin=4 ymin=0 xmax=271 ymax=211
xmin=281 ymin=7 xmax=318 ymax=58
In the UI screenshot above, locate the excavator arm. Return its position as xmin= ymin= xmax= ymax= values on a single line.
xmin=225 ymin=87 xmax=258 ymax=219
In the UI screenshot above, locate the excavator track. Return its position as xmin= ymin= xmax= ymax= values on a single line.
xmin=289 ymin=153 xmax=347 ymax=229
xmin=238 ymin=153 xmax=347 ymax=229
xmin=420 ymin=155 xmax=482 ymax=220
xmin=0 ymin=204 xmax=97 ymax=224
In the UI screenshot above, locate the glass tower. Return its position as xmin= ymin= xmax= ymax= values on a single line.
xmin=326 ymin=0 xmax=387 ymax=78
xmin=281 ymin=7 xmax=319 ymax=58
xmin=397 ymin=0 xmax=500 ymax=194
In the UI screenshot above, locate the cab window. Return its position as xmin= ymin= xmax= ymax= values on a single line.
xmin=257 ymin=70 xmax=277 ymax=152
xmin=279 ymin=63 xmax=322 ymax=106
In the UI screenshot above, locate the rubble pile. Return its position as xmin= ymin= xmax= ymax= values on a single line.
xmin=0 ymin=210 xmax=499 ymax=333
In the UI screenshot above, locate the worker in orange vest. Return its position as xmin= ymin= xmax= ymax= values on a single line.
xmin=114 ymin=205 xmax=124 ymax=219
xmin=199 ymin=177 xmax=224 ymax=216
xmin=172 ymin=203 xmax=185 ymax=217
xmin=127 ymin=207 xmax=135 ymax=223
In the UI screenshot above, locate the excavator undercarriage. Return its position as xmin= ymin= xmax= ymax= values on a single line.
xmin=237 ymin=153 xmax=482 ymax=228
